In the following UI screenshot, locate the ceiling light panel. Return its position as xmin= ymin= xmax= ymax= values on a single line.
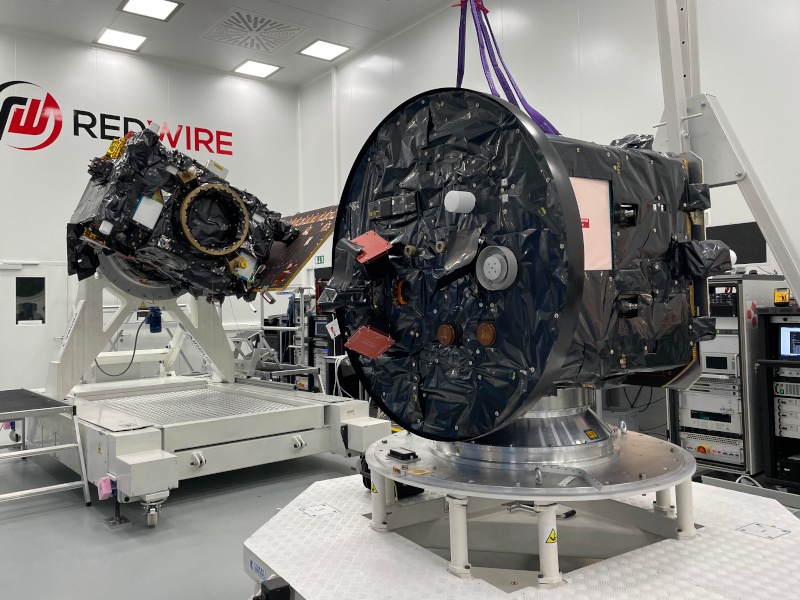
xmin=234 ymin=60 xmax=281 ymax=78
xmin=300 ymin=40 xmax=350 ymax=61
xmin=120 ymin=0 xmax=181 ymax=21
xmin=97 ymin=28 xmax=147 ymax=51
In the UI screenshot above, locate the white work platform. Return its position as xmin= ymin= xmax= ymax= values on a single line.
xmin=244 ymin=475 xmax=799 ymax=599
xmin=23 ymin=376 xmax=388 ymax=522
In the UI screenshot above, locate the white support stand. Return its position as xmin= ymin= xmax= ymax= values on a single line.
xmin=162 ymin=326 xmax=187 ymax=376
xmin=653 ymin=487 xmax=677 ymax=517
xmin=535 ymin=502 xmax=563 ymax=587
xmin=370 ymin=472 xmax=389 ymax=533
xmin=45 ymin=274 xmax=234 ymax=400
xmin=446 ymin=495 xmax=471 ymax=579
xmin=675 ymin=479 xmax=697 ymax=539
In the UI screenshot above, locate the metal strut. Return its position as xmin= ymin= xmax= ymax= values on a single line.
xmin=655 ymin=0 xmax=800 ymax=296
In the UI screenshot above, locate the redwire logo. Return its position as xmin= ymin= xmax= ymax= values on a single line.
xmin=0 ymin=80 xmax=63 ymax=151
xmin=0 ymin=79 xmax=234 ymax=155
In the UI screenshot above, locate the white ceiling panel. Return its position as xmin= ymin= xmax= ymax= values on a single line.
xmin=0 ymin=0 xmax=450 ymax=87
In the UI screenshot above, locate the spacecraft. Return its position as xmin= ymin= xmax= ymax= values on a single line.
xmin=321 ymin=87 xmax=731 ymax=442
xmin=66 ymin=125 xmax=298 ymax=303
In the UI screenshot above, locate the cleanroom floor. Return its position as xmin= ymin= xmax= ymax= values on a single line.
xmin=0 ymin=449 xmax=354 ymax=599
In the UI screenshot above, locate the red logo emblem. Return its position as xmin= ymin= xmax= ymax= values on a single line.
xmin=581 ymin=218 xmax=590 ymax=228
xmin=0 ymin=80 xmax=63 ymax=150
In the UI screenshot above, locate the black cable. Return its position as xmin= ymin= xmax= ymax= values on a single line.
xmin=94 ymin=319 xmax=147 ymax=377
xmin=638 ymin=388 xmax=665 ymax=413
xmin=624 ymin=386 xmax=642 ymax=409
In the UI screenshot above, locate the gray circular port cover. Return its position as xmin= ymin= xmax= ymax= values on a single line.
xmin=476 ymin=245 xmax=518 ymax=291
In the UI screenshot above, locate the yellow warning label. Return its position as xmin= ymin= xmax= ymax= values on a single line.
xmin=584 ymin=429 xmax=598 ymax=440
xmin=371 ymin=482 xmax=378 ymax=493
xmin=546 ymin=529 xmax=558 ymax=544
xmin=97 ymin=444 xmax=102 ymax=454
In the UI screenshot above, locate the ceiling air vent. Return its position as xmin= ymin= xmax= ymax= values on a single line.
xmin=205 ymin=9 xmax=307 ymax=53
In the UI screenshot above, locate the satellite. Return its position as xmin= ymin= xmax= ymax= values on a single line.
xmin=66 ymin=125 xmax=298 ymax=303
xmin=321 ymin=88 xmax=730 ymax=441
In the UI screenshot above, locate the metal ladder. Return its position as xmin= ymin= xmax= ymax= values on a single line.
xmin=0 ymin=389 xmax=90 ymax=505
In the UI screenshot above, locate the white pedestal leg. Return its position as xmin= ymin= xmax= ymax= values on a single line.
xmin=447 ymin=495 xmax=471 ymax=579
xmin=370 ymin=472 xmax=389 ymax=533
xmin=654 ymin=487 xmax=676 ymax=517
xmin=536 ymin=502 xmax=563 ymax=587
xmin=675 ymin=479 xmax=697 ymax=539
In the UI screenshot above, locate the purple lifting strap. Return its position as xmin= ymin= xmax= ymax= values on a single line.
xmin=470 ymin=0 xmax=517 ymax=107
xmin=479 ymin=6 xmax=561 ymax=135
xmin=454 ymin=0 xmax=560 ymax=135
xmin=456 ymin=1 xmax=467 ymax=88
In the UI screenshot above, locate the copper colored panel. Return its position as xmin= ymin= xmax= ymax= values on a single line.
xmin=437 ymin=324 xmax=456 ymax=346
xmin=345 ymin=326 xmax=395 ymax=360
xmin=477 ymin=322 xmax=496 ymax=346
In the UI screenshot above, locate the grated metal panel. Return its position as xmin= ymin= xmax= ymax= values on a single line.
xmin=245 ymin=477 xmax=800 ymax=599
xmin=204 ymin=9 xmax=306 ymax=53
xmin=99 ymin=389 xmax=293 ymax=426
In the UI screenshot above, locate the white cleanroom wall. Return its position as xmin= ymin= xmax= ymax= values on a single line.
xmin=693 ymin=0 xmax=800 ymax=273
xmin=299 ymin=0 xmax=799 ymax=276
xmin=298 ymin=72 xmax=337 ymax=212
xmin=329 ymin=0 xmax=664 ymax=197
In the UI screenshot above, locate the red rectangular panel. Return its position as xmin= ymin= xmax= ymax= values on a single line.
xmin=352 ymin=230 xmax=392 ymax=264
xmin=345 ymin=326 xmax=395 ymax=360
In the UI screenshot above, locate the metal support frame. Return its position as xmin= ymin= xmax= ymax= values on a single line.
xmin=45 ymin=274 xmax=234 ymax=400
xmin=371 ymin=469 xmax=698 ymax=588
xmin=675 ymin=479 xmax=696 ymax=539
xmin=446 ymin=495 xmax=471 ymax=579
xmin=0 ymin=397 xmax=90 ymax=506
xmin=653 ymin=487 xmax=676 ymax=517
xmin=370 ymin=472 xmax=389 ymax=533
xmin=534 ymin=502 xmax=563 ymax=587
xmin=104 ymin=499 xmax=132 ymax=529
xmin=655 ymin=0 xmax=800 ymax=296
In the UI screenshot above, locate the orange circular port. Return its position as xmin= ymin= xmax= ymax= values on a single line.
xmin=477 ymin=322 xmax=497 ymax=346
xmin=394 ymin=279 xmax=409 ymax=305
xmin=437 ymin=324 xmax=456 ymax=346
xmin=697 ymin=445 xmax=709 ymax=454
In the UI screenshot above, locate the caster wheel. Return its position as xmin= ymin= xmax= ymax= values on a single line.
xmin=147 ymin=511 xmax=158 ymax=527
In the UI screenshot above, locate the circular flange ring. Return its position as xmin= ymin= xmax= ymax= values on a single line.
xmin=368 ymin=431 xmax=697 ymax=502
xmin=179 ymin=183 xmax=250 ymax=256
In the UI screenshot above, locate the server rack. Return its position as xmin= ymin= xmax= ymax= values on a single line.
xmin=676 ymin=274 xmax=784 ymax=475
